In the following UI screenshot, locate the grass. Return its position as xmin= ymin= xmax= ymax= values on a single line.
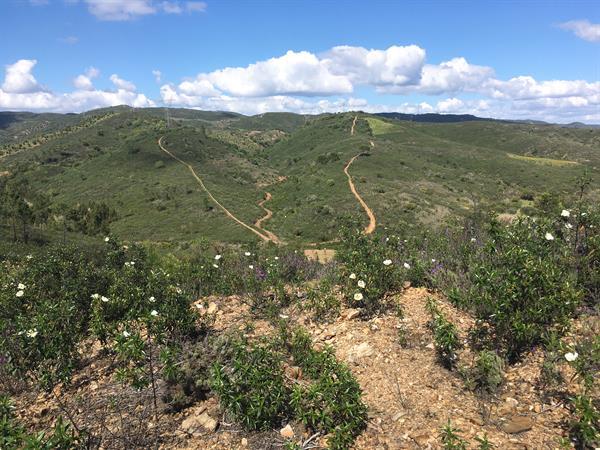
xmin=506 ymin=153 xmax=579 ymax=166
xmin=366 ymin=117 xmax=398 ymax=135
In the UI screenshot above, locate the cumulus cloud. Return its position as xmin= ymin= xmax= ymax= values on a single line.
xmin=559 ymin=20 xmax=600 ymax=42
xmin=152 ymin=69 xmax=162 ymax=83
xmin=0 ymin=60 xmax=154 ymax=112
xmin=73 ymin=67 xmax=100 ymax=91
xmin=2 ymin=60 xmax=43 ymax=94
xmin=323 ymin=45 xmax=426 ymax=87
xmin=109 ymin=74 xmax=136 ymax=91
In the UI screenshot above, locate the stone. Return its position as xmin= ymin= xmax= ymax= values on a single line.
xmin=347 ymin=342 xmax=374 ymax=364
xmin=180 ymin=411 xmax=218 ymax=434
xmin=345 ymin=308 xmax=361 ymax=320
xmin=280 ymin=424 xmax=294 ymax=438
xmin=241 ymin=438 xmax=248 ymax=447
xmin=403 ymin=281 xmax=411 ymax=289
xmin=501 ymin=416 xmax=534 ymax=434
xmin=207 ymin=302 xmax=218 ymax=315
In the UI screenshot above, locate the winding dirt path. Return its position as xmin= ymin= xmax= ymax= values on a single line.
xmin=344 ymin=115 xmax=377 ymax=234
xmin=157 ymin=136 xmax=274 ymax=243
xmin=254 ymin=192 xmax=282 ymax=244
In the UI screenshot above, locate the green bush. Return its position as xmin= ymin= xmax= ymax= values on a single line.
xmin=467 ymin=217 xmax=581 ymax=360
xmin=472 ymin=350 xmax=504 ymax=393
xmin=426 ymin=298 xmax=462 ymax=370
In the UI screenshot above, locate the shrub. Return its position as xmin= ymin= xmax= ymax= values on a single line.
xmin=467 ymin=217 xmax=581 ymax=360
xmin=426 ymin=298 xmax=462 ymax=370
xmin=569 ymin=394 xmax=599 ymax=448
xmin=472 ymin=350 xmax=504 ymax=393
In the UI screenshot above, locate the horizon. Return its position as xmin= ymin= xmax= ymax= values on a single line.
xmin=1 ymin=0 xmax=599 ymax=123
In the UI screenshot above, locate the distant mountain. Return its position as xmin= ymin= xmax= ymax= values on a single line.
xmin=374 ymin=112 xmax=492 ymax=123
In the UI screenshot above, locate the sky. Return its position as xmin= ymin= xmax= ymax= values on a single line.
xmin=0 ymin=0 xmax=599 ymax=123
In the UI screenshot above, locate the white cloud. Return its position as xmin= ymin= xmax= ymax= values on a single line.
xmin=59 ymin=36 xmax=79 ymax=45
xmin=73 ymin=67 xmax=100 ymax=91
xmin=323 ymin=45 xmax=426 ymax=87
xmin=2 ymin=60 xmax=43 ymax=94
xmin=0 ymin=60 xmax=154 ymax=112
xmin=109 ymin=74 xmax=136 ymax=91
xmin=85 ymin=0 xmax=156 ymax=21
xmin=559 ymin=20 xmax=600 ymax=42
xmin=152 ymin=69 xmax=162 ymax=83
xmin=83 ymin=0 xmax=206 ymax=20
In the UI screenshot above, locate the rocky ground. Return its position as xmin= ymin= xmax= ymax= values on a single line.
xmin=13 ymin=287 xmax=596 ymax=449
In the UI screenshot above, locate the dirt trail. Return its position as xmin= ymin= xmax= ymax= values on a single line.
xmin=344 ymin=115 xmax=377 ymax=234
xmin=157 ymin=137 xmax=274 ymax=243
xmin=254 ymin=192 xmax=283 ymax=244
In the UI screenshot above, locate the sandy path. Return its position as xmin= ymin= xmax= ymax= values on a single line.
xmin=254 ymin=192 xmax=282 ymax=244
xmin=344 ymin=115 xmax=377 ymax=234
xmin=157 ymin=136 xmax=273 ymax=243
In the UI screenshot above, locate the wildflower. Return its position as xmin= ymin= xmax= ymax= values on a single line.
xmin=175 ymin=287 xmax=182 ymax=294
xmin=26 ymin=254 xmax=33 ymax=260
xmin=564 ymin=352 xmax=578 ymax=362
xmin=195 ymin=303 xmax=203 ymax=309
xmin=354 ymin=292 xmax=363 ymax=301
xmin=349 ymin=273 xmax=357 ymax=279
xmin=244 ymin=251 xmax=251 ymax=256
xmin=565 ymin=223 xmax=573 ymax=229
xmin=26 ymin=328 xmax=38 ymax=338
xmin=104 ymin=236 xmax=110 ymax=242
xmin=122 ymin=330 xmax=131 ymax=338
xmin=215 ymin=254 xmax=222 ymax=260
xmin=403 ymin=262 xmax=411 ymax=269
xmin=561 ymin=209 xmax=570 ymax=217
xmin=149 ymin=296 xmax=156 ymax=303
xmin=123 ymin=245 xmax=129 ymax=250
xmin=274 ymin=256 xmax=279 ymax=260
xmin=150 ymin=310 xmax=158 ymax=317
xmin=357 ymin=280 xmax=366 ymax=288
xmin=383 ymin=259 xmax=392 ymax=266
xmin=16 ymin=290 xmax=24 ymax=298
xmin=17 ymin=283 xmax=26 ymax=290
xmin=249 ymin=265 xmax=254 ymax=269
xmin=101 ymin=296 xmax=109 ymax=303
xmin=470 ymin=237 xmax=477 ymax=243
xmin=545 ymin=232 xmax=554 ymax=241
xmin=431 ymin=259 xmax=436 ymax=263
xmin=213 ymin=264 xmax=219 ymax=269
xmin=91 ymin=293 xmax=101 ymax=300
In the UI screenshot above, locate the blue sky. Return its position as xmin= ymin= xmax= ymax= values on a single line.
xmin=1 ymin=0 xmax=599 ymax=122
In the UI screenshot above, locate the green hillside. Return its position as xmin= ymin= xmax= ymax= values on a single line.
xmin=1 ymin=108 xmax=599 ymax=248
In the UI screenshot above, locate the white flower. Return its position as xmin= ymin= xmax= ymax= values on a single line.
xmin=274 ymin=256 xmax=279 ymax=260
xmin=213 ymin=264 xmax=219 ymax=269
xmin=16 ymin=290 xmax=24 ymax=298
xmin=175 ymin=287 xmax=182 ymax=294
xmin=214 ymin=254 xmax=222 ymax=260
xmin=149 ymin=296 xmax=156 ymax=303
xmin=403 ymin=262 xmax=411 ymax=269
xmin=150 ymin=310 xmax=158 ymax=317
xmin=354 ymin=292 xmax=363 ymax=301
xmin=91 ymin=293 xmax=101 ymax=300
xmin=249 ymin=265 xmax=254 ymax=269
xmin=195 ymin=303 xmax=203 ymax=309
xmin=122 ymin=245 xmax=129 ymax=250
xmin=26 ymin=254 xmax=33 ymax=260
xmin=244 ymin=251 xmax=251 ymax=256
xmin=581 ymin=212 xmax=587 ymax=217
xmin=17 ymin=283 xmax=26 ymax=290
xmin=431 ymin=259 xmax=436 ymax=263
xmin=565 ymin=352 xmax=578 ymax=362
xmin=101 ymin=296 xmax=109 ymax=303
xmin=383 ymin=259 xmax=392 ymax=266
xmin=104 ymin=237 xmax=110 ymax=242
xmin=357 ymin=280 xmax=366 ymax=288
xmin=349 ymin=273 xmax=357 ymax=279
xmin=565 ymin=223 xmax=573 ymax=229
xmin=545 ymin=232 xmax=555 ymax=241
xmin=470 ymin=237 xmax=477 ymax=243
xmin=26 ymin=328 xmax=38 ymax=338
xmin=122 ymin=330 xmax=131 ymax=338
xmin=561 ymin=209 xmax=570 ymax=217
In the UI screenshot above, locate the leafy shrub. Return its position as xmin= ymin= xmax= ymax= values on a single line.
xmin=439 ymin=420 xmax=467 ymax=450
xmin=211 ymin=338 xmax=289 ymax=430
xmin=426 ymin=298 xmax=462 ymax=370
xmin=569 ymin=394 xmax=599 ymax=448
xmin=472 ymin=350 xmax=504 ymax=393
xmin=303 ymin=276 xmax=340 ymax=323
xmin=467 ymin=217 xmax=581 ymax=360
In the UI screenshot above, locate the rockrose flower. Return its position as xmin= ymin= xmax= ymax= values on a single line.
xmin=383 ymin=259 xmax=392 ymax=266
xmin=545 ymin=232 xmax=555 ymax=241
xmin=349 ymin=273 xmax=357 ymax=279
xmin=357 ymin=280 xmax=366 ymax=288
xmin=561 ymin=209 xmax=570 ymax=217
xmin=564 ymin=352 xmax=578 ymax=362
xmin=354 ymin=292 xmax=363 ymax=301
